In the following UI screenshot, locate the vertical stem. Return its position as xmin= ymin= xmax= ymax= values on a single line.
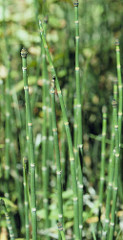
xmin=57 ymin=222 xmax=66 ymax=240
xmin=115 ymin=39 xmax=122 ymax=145
xmin=98 ymin=106 xmax=107 ymax=233
xmin=74 ymin=1 xmax=83 ymax=237
xmin=50 ymin=77 xmax=64 ymax=228
xmin=0 ymin=199 xmax=15 ymax=240
xmin=41 ymin=18 xmax=50 ymax=235
xmin=115 ymin=39 xmax=123 ymax=202
xmin=109 ymin=100 xmax=119 ymax=240
xmin=102 ymin=105 xmax=115 ymax=239
xmin=4 ymin=57 xmax=11 ymax=199
xmin=21 ymin=48 xmax=37 ymax=240
xmin=39 ymin=21 xmax=80 ymax=240
xmin=23 ymin=157 xmax=30 ymax=240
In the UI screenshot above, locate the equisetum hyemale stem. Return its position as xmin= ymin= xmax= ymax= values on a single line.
xmin=0 ymin=199 xmax=15 ymax=240
xmin=74 ymin=0 xmax=82 ymax=153
xmin=57 ymin=222 xmax=66 ymax=240
xmin=102 ymin=103 xmax=115 ymax=239
xmin=5 ymin=57 xmax=11 ymax=199
xmin=21 ymin=48 xmax=37 ymax=240
xmin=39 ymin=20 xmax=80 ymax=240
xmin=74 ymin=1 xmax=83 ymax=237
xmin=115 ymin=39 xmax=122 ymax=146
xmin=98 ymin=106 xmax=107 ymax=231
xmin=41 ymin=17 xmax=50 ymax=235
xmin=109 ymin=100 xmax=119 ymax=240
xmin=50 ymin=77 xmax=64 ymax=228
xmin=23 ymin=157 xmax=30 ymax=240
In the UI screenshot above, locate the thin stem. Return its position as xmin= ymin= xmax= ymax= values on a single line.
xmin=74 ymin=1 xmax=83 ymax=237
xmin=21 ymin=48 xmax=37 ymax=240
xmin=115 ymin=39 xmax=122 ymax=145
xmin=4 ymin=57 xmax=11 ymax=199
xmin=57 ymin=222 xmax=66 ymax=240
xmin=39 ymin=20 xmax=80 ymax=240
xmin=102 ymin=107 xmax=115 ymax=239
xmin=109 ymin=100 xmax=119 ymax=240
xmin=23 ymin=157 xmax=30 ymax=240
xmin=0 ymin=199 xmax=15 ymax=240
xmin=98 ymin=106 xmax=107 ymax=235
xmin=50 ymin=77 xmax=64 ymax=229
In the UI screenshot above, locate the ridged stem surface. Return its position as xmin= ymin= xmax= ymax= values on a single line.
xmin=23 ymin=158 xmax=30 ymax=240
xmin=39 ymin=21 xmax=80 ymax=240
xmin=0 ymin=199 xmax=15 ymax=240
xmin=102 ymin=107 xmax=115 ymax=239
xmin=98 ymin=107 xmax=107 ymax=234
xmin=74 ymin=2 xmax=83 ymax=237
xmin=21 ymin=48 xmax=37 ymax=240
xmin=109 ymin=100 xmax=119 ymax=240
xmin=51 ymin=78 xmax=64 ymax=233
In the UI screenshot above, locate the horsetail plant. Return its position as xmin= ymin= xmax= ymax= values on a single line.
xmin=98 ymin=106 xmax=107 ymax=233
xmin=4 ymin=57 xmax=11 ymax=199
xmin=115 ymin=39 xmax=122 ymax=145
xmin=50 ymin=77 xmax=64 ymax=231
xmin=109 ymin=99 xmax=120 ymax=240
xmin=21 ymin=48 xmax=37 ymax=240
xmin=39 ymin=20 xmax=80 ymax=239
xmin=0 ymin=199 xmax=14 ymax=240
xmin=115 ymin=39 xmax=123 ymax=202
xmin=102 ymin=104 xmax=115 ymax=239
xmin=41 ymin=17 xmax=50 ymax=236
xmin=23 ymin=157 xmax=30 ymax=240
xmin=57 ymin=222 xmax=66 ymax=240
xmin=74 ymin=0 xmax=82 ymax=153
xmin=74 ymin=1 xmax=83 ymax=236
xmin=73 ymin=98 xmax=78 ymax=169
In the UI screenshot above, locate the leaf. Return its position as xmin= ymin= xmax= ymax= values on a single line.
xmin=37 ymin=209 xmax=45 ymax=219
xmin=0 ymin=198 xmax=17 ymax=210
xmin=62 ymin=190 xmax=73 ymax=199
xmin=12 ymin=76 xmax=36 ymax=93
xmin=65 ymin=221 xmax=73 ymax=229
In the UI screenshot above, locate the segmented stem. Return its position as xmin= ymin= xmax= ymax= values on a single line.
xmin=39 ymin=21 xmax=80 ymax=240
xmin=23 ymin=157 xmax=30 ymax=240
xmin=102 ymin=106 xmax=115 ymax=239
xmin=57 ymin=222 xmax=66 ymax=240
xmin=98 ymin=107 xmax=107 ymax=231
xmin=21 ymin=48 xmax=37 ymax=240
xmin=4 ymin=58 xmax=11 ymax=199
xmin=0 ymin=199 xmax=15 ymax=240
xmin=115 ymin=39 xmax=122 ymax=145
xmin=109 ymin=100 xmax=119 ymax=240
xmin=74 ymin=2 xmax=83 ymax=236
xmin=50 ymin=77 xmax=64 ymax=228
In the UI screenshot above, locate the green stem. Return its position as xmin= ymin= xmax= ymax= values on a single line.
xmin=51 ymin=77 xmax=64 ymax=229
xmin=102 ymin=106 xmax=115 ymax=239
xmin=98 ymin=107 xmax=107 ymax=234
xmin=21 ymin=48 xmax=37 ymax=240
xmin=115 ymin=39 xmax=122 ymax=145
xmin=109 ymin=100 xmax=119 ymax=240
xmin=74 ymin=1 xmax=83 ymax=237
xmin=0 ymin=199 xmax=15 ymax=240
xmin=39 ymin=20 xmax=80 ymax=240
xmin=23 ymin=157 xmax=30 ymax=240
xmin=57 ymin=222 xmax=66 ymax=240
xmin=4 ymin=57 xmax=11 ymax=199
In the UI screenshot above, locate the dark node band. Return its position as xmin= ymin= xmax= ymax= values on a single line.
xmin=44 ymin=16 xmax=48 ymax=24
xmin=74 ymin=1 xmax=79 ymax=7
xmin=52 ymin=75 xmax=56 ymax=80
xmin=112 ymin=99 xmax=117 ymax=107
xmin=21 ymin=48 xmax=28 ymax=58
xmin=115 ymin=39 xmax=119 ymax=46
